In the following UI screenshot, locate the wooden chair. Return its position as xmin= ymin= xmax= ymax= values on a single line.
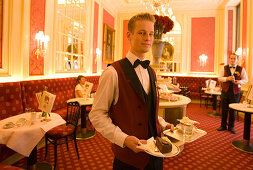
xmin=179 ymin=85 xmax=190 ymax=97
xmin=44 ymin=101 xmax=80 ymax=169
xmin=199 ymin=86 xmax=212 ymax=108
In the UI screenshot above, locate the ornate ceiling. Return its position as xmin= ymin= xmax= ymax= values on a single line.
xmin=109 ymin=0 xmax=240 ymax=13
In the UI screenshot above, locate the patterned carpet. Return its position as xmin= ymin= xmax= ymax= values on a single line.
xmin=13 ymin=103 xmax=253 ymax=170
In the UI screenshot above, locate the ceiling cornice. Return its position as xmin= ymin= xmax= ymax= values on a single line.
xmin=114 ymin=0 xmax=240 ymax=14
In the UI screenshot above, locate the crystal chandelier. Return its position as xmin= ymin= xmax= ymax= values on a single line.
xmin=141 ymin=0 xmax=175 ymax=21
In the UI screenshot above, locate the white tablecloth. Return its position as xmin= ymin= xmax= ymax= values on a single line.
xmin=67 ymin=98 xmax=94 ymax=106
xmin=0 ymin=113 xmax=65 ymax=157
xmin=159 ymin=94 xmax=191 ymax=108
xmin=229 ymin=103 xmax=253 ymax=113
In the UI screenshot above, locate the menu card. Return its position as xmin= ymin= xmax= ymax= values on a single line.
xmin=83 ymin=81 xmax=93 ymax=99
xmin=37 ymin=91 xmax=56 ymax=113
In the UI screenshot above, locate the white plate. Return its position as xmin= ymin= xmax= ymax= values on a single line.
xmin=137 ymin=137 xmax=180 ymax=158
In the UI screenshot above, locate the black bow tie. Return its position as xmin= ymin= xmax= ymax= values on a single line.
xmin=133 ymin=59 xmax=150 ymax=69
xmin=230 ymin=66 xmax=235 ymax=68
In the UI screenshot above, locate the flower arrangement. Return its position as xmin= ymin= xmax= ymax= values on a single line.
xmin=153 ymin=15 xmax=174 ymax=40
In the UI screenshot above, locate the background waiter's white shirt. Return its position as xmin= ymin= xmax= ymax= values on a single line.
xmin=89 ymin=51 xmax=168 ymax=148
xmin=218 ymin=64 xmax=248 ymax=88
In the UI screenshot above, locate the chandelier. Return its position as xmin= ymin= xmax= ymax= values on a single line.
xmin=141 ymin=0 xmax=175 ymax=21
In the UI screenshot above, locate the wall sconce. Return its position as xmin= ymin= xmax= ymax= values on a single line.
xmin=34 ymin=31 xmax=50 ymax=58
xmin=199 ymin=54 xmax=208 ymax=67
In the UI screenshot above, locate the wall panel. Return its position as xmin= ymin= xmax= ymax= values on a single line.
xmin=191 ymin=17 xmax=215 ymax=72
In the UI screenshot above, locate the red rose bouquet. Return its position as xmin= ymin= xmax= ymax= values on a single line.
xmin=154 ymin=15 xmax=174 ymax=39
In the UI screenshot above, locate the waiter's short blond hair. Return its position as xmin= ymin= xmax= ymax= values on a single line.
xmin=128 ymin=13 xmax=155 ymax=33
xmin=230 ymin=52 xmax=239 ymax=58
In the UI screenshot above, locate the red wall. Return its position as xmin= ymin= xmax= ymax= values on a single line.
xmin=92 ymin=2 xmax=99 ymax=73
xmin=122 ymin=20 xmax=130 ymax=58
xmin=29 ymin=0 xmax=45 ymax=75
xmin=227 ymin=10 xmax=233 ymax=64
xmin=102 ymin=9 xmax=114 ymax=69
xmin=242 ymin=0 xmax=247 ymax=68
xmin=191 ymin=17 xmax=215 ymax=72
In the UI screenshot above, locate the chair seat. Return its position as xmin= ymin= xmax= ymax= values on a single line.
xmin=47 ymin=125 xmax=74 ymax=138
xmin=86 ymin=106 xmax=92 ymax=112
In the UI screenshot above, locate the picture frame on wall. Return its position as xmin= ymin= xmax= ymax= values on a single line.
xmin=161 ymin=42 xmax=174 ymax=61
xmin=103 ymin=24 xmax=115 ymax=63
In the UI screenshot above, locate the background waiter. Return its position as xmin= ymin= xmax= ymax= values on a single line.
xmin=217 ymin=53 xmax=248 ymax=134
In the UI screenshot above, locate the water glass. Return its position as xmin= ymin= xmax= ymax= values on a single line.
xmin=30 ymin=111 xmax=37 ymax=123
xmin=25 ymin=107 xmax=31 ymax=113
xmin=182 ymin=123 xmax=193 ymax=142
xmin=242 ymin=100 xmax=248 ymax=107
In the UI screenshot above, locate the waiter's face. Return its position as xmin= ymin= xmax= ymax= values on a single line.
xmin=229 ymin=55 xmax=238 ymax=66
xmin=127 ymin=20 xmax=154 ymax=58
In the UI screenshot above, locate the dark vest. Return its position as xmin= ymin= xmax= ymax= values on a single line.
xmin=110 ymin=58 xmax=161 ymax=169
xmin=222 ymin=65 xmax=242 ymax=94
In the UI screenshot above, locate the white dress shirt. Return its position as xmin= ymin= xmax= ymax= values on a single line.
xmin=89 ymin=51 xmax=168 ymax=148
xmin=218 ymin=64 xmax=248 ymax=87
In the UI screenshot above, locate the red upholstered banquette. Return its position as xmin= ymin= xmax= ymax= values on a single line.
xmin=0 ymin=76 xmax=100 ymax=163
xmin=161 ymin=76 xmax=218 ymax=99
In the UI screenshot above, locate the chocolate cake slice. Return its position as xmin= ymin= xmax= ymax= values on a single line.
xmin=155 ymin=136 xmax=172 ymax=154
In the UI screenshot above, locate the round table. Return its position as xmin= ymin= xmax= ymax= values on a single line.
xmin=67 ymin=98 xmax=95 ymax=140
xmin=205 ymin=89 xmax=221 ymax=117
xmin=229 ymin=103 xmax=253 ymax=153
xmin=0 ymin=112 xmax=66 ymax=169
xmin=159 ymin=94 xmax=191 ymax=126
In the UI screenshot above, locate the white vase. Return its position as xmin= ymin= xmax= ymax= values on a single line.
xmin=152 ymin=39 xmax=165 ymax=64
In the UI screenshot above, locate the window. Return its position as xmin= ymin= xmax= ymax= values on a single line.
xmin=55 ymin=0 xmax=87 ymax=72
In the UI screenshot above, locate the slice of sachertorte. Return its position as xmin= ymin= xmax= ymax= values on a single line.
xmin=155 ymin=136 xmax=172 ymax=154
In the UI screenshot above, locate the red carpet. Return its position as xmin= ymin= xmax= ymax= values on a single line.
xmin=13 ymin=103 xmax=253 ymax=169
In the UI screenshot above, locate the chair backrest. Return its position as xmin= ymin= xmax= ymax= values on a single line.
xmin=66 ymin=102 xmax=80 ymax=128
xmin=199 ymin=86 xmax=204 ymax=94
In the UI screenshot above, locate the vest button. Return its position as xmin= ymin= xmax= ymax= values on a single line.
xmin=138 ymin=123 xmax=142 ymax=126
xmin=138 ymin=105 xmax=142 ymax=108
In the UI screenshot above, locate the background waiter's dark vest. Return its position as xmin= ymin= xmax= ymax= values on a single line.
xmin=222 ymin=65 xmax=242 ymax=94
xmin=110 ymin=58 xmax=161 ymax=169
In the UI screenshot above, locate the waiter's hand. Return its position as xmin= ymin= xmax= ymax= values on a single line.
xmin=234 ymin=80 xmax=241 ymax=85
xmin=124 ymin=136 xmax=147 ymax=153
xmin=226 ymin=76 xmax=234 ymax=81
xmin=164 ymin=123 xmax=175 ymax=132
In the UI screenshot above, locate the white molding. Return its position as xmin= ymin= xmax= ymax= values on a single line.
xmin=185 ymin=10 xmax=224 ymax=75
xmin=9 ymin=0 xmax=22 ymax=80
xmin=86 ymin=0 xmax=94 ymax=73
xmin=44 ymin=0 xmax=55 ymax=76
xmin=0 ymin=0 xmax=10 ymax=75
xmin=20 ymin=0 xmax=31 ymax=79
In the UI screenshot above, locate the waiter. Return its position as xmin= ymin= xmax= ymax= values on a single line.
xmin=217 ymin=53 xmax=248 ymax=134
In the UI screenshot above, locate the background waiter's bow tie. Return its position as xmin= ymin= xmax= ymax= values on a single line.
xmin=229 ymin=66 xmax=236 ymax=68
xmin=133 ymin=59 xmax=150 ymax=69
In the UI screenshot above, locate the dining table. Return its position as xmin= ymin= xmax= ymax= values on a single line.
xmin=67 ymin=97 xmax=95 ymax=140
xmin=159 ymin=94 xmax=191 ymax=126
xmin=229 ymin=103 xmax=253 ymax=153
xmin=205 ymin=87 xmax=221 ymax=117
xmin=0 ymin=112 xmax=66 ymax=169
